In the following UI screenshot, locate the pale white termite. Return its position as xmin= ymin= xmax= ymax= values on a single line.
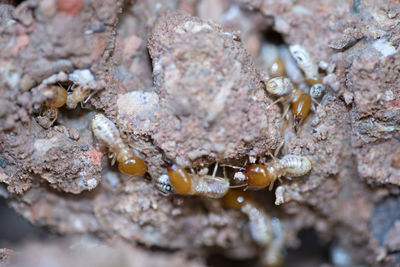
xmin=289 ymin=44 xmax=319 ymax=80
xmin=279 ymin=45 xmax=305 ymax=84
xmin=261 ymin=217 xmax=285 ymax=267
xmin=223 ymin=190 xmax=284 ymax=266
xmin=91 ymin=113 xmax=147 ymax=176
xmin=66 ymin=85 xmax=91 ymax=109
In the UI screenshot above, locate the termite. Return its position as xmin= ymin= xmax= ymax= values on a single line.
xmin=222 ymin=189 xmax=284 ymax=267
xmin=41 ymin=85 xmax=68 ymax=124
xmin=266 ymin=77 xmax=312 ymax=130
xmin=260 ymin=43 xmax=286 ymax=79
xmin=234 ymin=154 xmax=312 ymax=190
xmin=289 ymin=45 xmax=326 ymax=100
xmin=289 ymin=44 xmax=319 ymax=80
xmin=167 ymin=163 xmax=230 ymax=198
xmin=66 ymin=84 xmax=92 ymax=109
xmin=91 ymin=113 xmax=147 ymax=176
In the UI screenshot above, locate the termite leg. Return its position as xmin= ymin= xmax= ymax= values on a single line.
xmin=266 ymin=97 xmax=285 ymax=110
xmin=83 ymin=90 xmax=97 ymax=104
xmin=282 ymin=104 xmax=291 ymax=121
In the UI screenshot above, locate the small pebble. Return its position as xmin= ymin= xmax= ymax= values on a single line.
xmin=68 ymin=127 xmax=80 ymax=140
xmin=0 ymin=160 xmax=7 ymax=168
xmin=19 ymin=74 xmax=35 ymax=92
xmin=80 ymin=145 xmax=89 ymax=151
xmin=57 ymin=0 xmax=83 ymax=16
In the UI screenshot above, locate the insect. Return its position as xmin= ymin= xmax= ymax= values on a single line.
xmin=289 ymin=45 xmax=326 ymax=100
xmin=167 ymin=163 xmax=230 ymax=198
xmin=222 ymin=189 xmax=284 ymax=267
xmin=66 ymin=84 xmax=92 ymax=109
xmin=41 ymin=85 xmax=68 ymax=124
xmin=265 ymin=77 xmax=312 ymax=130
xmin=289 ymin=44 xmax=319 ymax=80
xmin=234 ymin=154 xmax=312 ymax=190
xmin=260 ymin=43 xmax=286 ymax=79
xmin=91 ymin=113 xmax=147 ymax=176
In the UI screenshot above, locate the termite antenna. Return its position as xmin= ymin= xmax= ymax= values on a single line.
xmin=229 ymin=184 xmax=247 ymax=189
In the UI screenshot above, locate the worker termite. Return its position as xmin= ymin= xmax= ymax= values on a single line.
xmin=260 ymin=43 xmax=286 ymax=78
xmin=91 ymin=113 xmax=147 ymax=176
xmin=234 ymin=154 xmax=312 ymax=190
xmin=66 ymin=84 xmax=92 ymax=109
xmin=40 ymin=84 xmax=68 ymax=124
xmin=222 ymin=189 xmax=284 ymax=267
xmin=289 ymin=45 xmax=326 ymax=100
xmin=289 ymin=44 xmax=319 ymax=80
xmin=167 ymin=163 xmax=230 ymax=198
xmin=265 ymin=77 xmax=312 ymax=130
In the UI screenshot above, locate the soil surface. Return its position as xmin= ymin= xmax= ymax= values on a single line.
xmin=0 ymin=0 xmax=399 ymax=266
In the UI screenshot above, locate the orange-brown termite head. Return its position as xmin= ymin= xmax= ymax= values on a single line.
xmin=91 ymin=113 xmax=147 ymax=176
xmin=118 ymin=157 xmax=147 ymax=176
xmin=244 ymin=164 xmax=275 ymax=188
xmin=291 ymin=89 xmax=311 ymax=130
xmin=167 ymin=163 xmax=192 ymax=195
xmin=43 ymin=85 xmax=68 ymax=108
xmin=268 ymin=58 xmax=286 ymax=78
xmin=222 ymin=188 xmax=250 ymax=209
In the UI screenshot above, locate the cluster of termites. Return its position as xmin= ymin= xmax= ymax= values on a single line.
xmin=87 ymin=44 xmax=321 ymax=266
xmin=264 ymin=44 xmax=326 ymax=130
xmin=37 ymin=72 xmax=97 ymax=126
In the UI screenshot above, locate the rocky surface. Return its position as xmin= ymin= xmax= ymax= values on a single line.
xmin=0 ymin=0 xmax=399 ymax=266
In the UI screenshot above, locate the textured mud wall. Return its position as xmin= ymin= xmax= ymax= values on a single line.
xmin=0 ymin=0 xmax=399 ymax=266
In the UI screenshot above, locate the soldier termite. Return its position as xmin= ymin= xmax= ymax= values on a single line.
xmin=233 ymin=154 xmax=312 ymax=190
xmin=91 ymin=113 xmax=147 ymax=176
xmin=222 ymin=189 xmax=284 ymax=267
xmin=167 ymin=163 xmax=230 ymax=198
